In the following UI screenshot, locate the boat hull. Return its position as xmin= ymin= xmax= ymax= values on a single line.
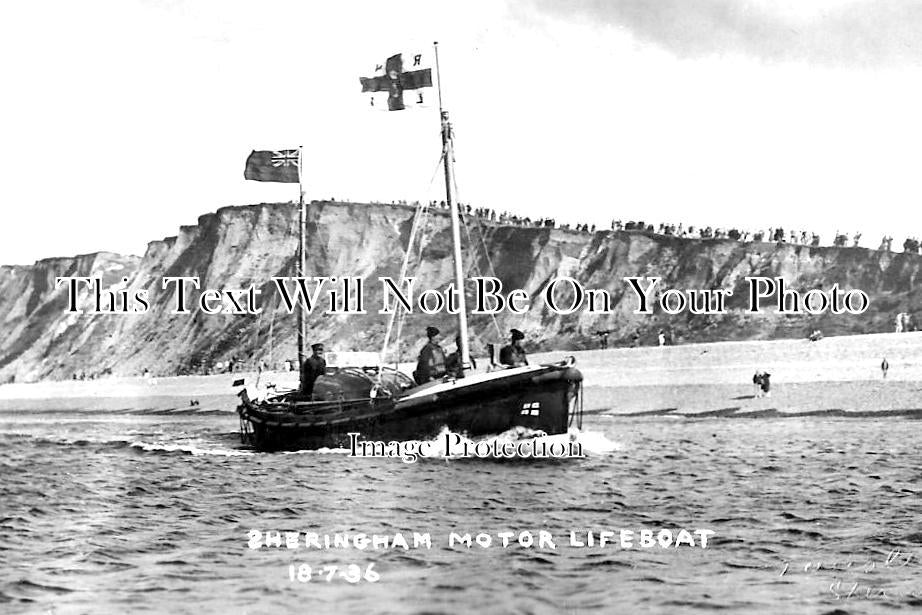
xmin=238 ymin=362 xmax=582 ymax=451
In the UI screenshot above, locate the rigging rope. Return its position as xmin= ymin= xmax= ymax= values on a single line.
xmin=459 ymin=214 xmax=504 ymax=339
xmin=378 ymin=151 xmax=446 ymax=377
xmin=449 ymin=148 xmax=505 ymax=340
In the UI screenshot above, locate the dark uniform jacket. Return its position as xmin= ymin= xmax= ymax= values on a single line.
xmin=445 ymin=352 xmax=476 ymax=377
xmin=499 ymin=344 xmax=528 ymax=367
xmin=300 ymin=355 xmax=327 ymax=397
xmin=414 ymin=342 xmax=446 ymax=384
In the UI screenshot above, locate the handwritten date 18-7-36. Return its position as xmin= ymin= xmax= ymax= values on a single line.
xmin=288 ymin=563 xmax=380 ymax=583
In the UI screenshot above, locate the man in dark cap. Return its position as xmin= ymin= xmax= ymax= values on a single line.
xmin=300 ymin=343 xmax=327 ymax=398
xmin=414 ymin=326 xmax=447 ymax=384
xmin=445 ymin=334 xmax=476 ymax=378
xmin=499 ymin=329 xmax=528 ymax=367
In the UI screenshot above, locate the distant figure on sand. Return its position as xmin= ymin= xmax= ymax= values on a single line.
xmin=753 ymin=370 xmax=771 ymax=398
xmin=595 ymin=330 xmax=610 ymax=349
xmin=759 ymin=372 xmax=771 ymax=398
xmin=658 ymin=329 xmax=666 ymax=347
xmin=881 ymin=358 xmax=889 ymax=379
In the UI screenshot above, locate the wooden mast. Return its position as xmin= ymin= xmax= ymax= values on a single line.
xmin=434 ymin=42 xmax=471 ymax=372
xmin=297 ymin=145 xmax=307 ymax=377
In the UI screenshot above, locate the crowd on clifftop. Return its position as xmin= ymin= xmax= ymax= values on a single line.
xmin=329 ymin=198 xmax=917 ymax=253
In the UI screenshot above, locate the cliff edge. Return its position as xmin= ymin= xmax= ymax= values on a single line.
xmin=1 ymin=201 xmax=918 ymax=382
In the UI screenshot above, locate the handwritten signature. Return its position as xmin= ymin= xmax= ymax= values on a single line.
xmin=778 ymin=549 xmax=920 ymax=601
xmin=779 ymin=549 xmax=916 ymax=577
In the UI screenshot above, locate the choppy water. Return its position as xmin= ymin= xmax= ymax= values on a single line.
xmin=2 ymin=407 xmax=922 ymax=614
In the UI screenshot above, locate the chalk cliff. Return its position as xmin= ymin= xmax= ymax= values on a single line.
xmin=1 ymin=201 xmax=918 ymax=382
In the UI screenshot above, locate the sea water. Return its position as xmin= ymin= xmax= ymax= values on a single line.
xmin=2 ymin=407 xmax=921 ymax=614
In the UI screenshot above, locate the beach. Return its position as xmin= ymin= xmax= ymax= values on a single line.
xmin=2 ymin=331 xmax=919 ymax=417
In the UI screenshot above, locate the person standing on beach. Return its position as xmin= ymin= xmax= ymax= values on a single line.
xmin=596 ymin=330 xmax=609 ymax=349
xmin=881 ymin=358 xmax=889 ymax=379
xmin=760 ymin=372 xmax=772 ymax=398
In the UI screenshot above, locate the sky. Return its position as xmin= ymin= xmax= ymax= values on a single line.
xmin=3 ymin=0 xmax=922 ymax=264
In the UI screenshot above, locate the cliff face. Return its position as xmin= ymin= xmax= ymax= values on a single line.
xmin=1 ymin=201 xmax=919 ymax=382
xmin=0 ymin=252 xmax=141 ymax=383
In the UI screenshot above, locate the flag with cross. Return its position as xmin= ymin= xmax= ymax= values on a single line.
xmin=360 ymin=51 xmax=433 ymax=111
xmin=243 ymin=149 xmax=300 ymax=183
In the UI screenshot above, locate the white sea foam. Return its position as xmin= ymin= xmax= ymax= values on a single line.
xmin=571 ymin=429 xmax=621 ymax=454
xmin=128 ymin=439 xmax=254 ymax=457
xmin=281 ymin=447 xmax=352 ymax=455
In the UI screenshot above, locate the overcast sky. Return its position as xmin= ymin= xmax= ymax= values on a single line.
xmin=3 ymin=0 xmax=922 ymax=264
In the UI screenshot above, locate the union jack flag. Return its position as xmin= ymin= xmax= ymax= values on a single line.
xmin=271 ymin=150 xmax=299 ymax=168
xmin=244 ymin=149 xmax=300 ymax=183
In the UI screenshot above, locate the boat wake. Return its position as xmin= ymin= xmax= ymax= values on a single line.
xmin=570 ymin=429 xmax=621 ymax=454
xmin=274 ymin=426 xmax=619 ymax=461
xmin=480 ymin=427 xmax=620 ymax=457
xmin=4 ymin=424 xmax=618 ymax=460
xmin=127 ymin=438 xmax=254 ymax=457
xmin=1 ymin=431 xmax=254 ymax=457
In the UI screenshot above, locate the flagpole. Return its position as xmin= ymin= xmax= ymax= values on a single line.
xmin=297 ymin=145 xmax=307 ymax=377
xmin=434 ymin=41 xmax=444 ymax=111
xmin=433 ymin=42 xmax=471 ymax=373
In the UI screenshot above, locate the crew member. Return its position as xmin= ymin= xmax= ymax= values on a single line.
xmin=445 ymin=334 xmax=477 ymax=377
xmin=300 ymin=343 xmax=327 ymax=398
xmin=499 ymin=329 xmax=528 ymax=367
xmin=414 ymin=326 xmax=446 ymax=384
